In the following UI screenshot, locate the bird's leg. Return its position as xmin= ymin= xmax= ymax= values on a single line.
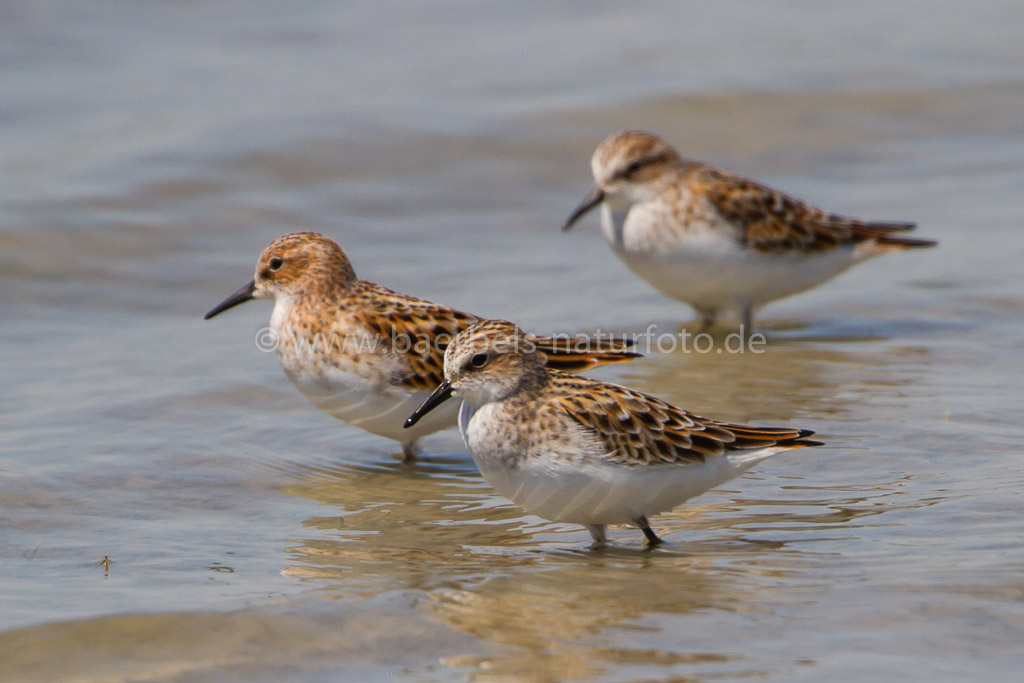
xmin=400 ymin=441 xmax=419 ymax=463
xmin=587 ymin=524 xmax=608 ymax=548
xmin=634 ymin=516 xmax=664 ymax=549
xmin=740 ymin=306 xmax=755 ymax=339
xmin=696 ymin=308 xmax=718 ymax=333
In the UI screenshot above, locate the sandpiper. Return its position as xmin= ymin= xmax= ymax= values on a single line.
xmin=205 ymin=233 xmax=639 ymax=460
xmin=405 ymin=320 xmax=820 ymax=546
xmin=563 ymin=130 xmax=936 ymax=331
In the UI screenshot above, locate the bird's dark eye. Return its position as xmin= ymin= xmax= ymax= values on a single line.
xmin=268 ymin=257 xmax=284 ymax=272
xmin=469 ymin=353 xmax=489 ymax=369
xmin=624 ymin=160 xmax=644 ymax=176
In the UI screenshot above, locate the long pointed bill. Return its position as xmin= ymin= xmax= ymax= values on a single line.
xmin=404 ymin=379 xmax=453 ymax=429
xmin=562 ymin=186 xmax=605 ymax=231
xmin=204 ymin=279 xmax=256 ymax=320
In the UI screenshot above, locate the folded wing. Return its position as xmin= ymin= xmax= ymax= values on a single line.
xmin=351 ymin=283 xmax=639 ymax=391
xmin=550 ymin=372 xmax=819 ymax=465
xmin=694 ymin=165 xmax=936 ymax=252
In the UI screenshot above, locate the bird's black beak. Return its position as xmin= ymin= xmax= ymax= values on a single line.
xmin=562 ymin=187 xmax=605 ymax=231
xmin=204 ymin=279 xmax=256 ymax=320
xmin=404 ymin=379 xmax=453 ymax=428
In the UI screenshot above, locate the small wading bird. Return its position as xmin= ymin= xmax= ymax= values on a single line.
xmin=205 ymin=233 xmax=640 ymax=460
xmin=563 ymin=130 xmax=937 ymax=331
xmin=405 ymin=320 xmax=821 ymax=547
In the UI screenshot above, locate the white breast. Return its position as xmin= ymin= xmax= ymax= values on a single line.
xmin=601 ymin=199 xmax=868 ymax=312
xmin=285 ymin=361 xmax=458 ymax=443
xmin=460 ymin=398 xmax=785 ymax=526
xmin=271 ymin=302 xmax=458 ymax=444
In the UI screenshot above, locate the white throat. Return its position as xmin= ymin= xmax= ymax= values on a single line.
xmin=268 ymin=293 xmax=297 ymax=332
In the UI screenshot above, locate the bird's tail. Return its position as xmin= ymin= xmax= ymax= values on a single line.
xmin=848 ymin=220 xmax=937 ymax=250
xmin=873 ymin=235 xmax=939 ymax=249
xmin=723 ymin=425 xmax=824 ymax=450
xmin=531 ymin=334 xmax=642 ymax=372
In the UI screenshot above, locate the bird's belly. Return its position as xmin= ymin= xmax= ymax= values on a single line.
xmin=612 ymin=239 xmax=860 ymax=311
xmin=476 ymin=451 xmax=756 ymax=526
xmin=462 ymin=401 xmax=787 ymax=527
xmin=282 ymin=362 xmax=458 ymax=442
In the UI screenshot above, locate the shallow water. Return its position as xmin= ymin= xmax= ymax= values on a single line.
xmin=2 ymin=1 xmax=1023 ymax=680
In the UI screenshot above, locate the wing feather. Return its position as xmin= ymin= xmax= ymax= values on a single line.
xmin=549 ymin=372 xmax=818 ymax=465
xmin=349 ymin=283 xmax=640 ymax=391
xmin=693 ymin=165 xmax=930 ymax=252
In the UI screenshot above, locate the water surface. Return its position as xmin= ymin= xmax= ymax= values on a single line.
xmin=2 ymin=1 xmax=1023 ymax=680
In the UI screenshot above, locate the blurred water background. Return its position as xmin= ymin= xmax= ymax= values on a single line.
xmin=2 ymin=1 xmax=1022 ymax=680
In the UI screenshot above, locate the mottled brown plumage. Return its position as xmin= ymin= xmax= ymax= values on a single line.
xmin=564 ymin=130 xmax=937 ymax=329
xmin=693 ymin=165 xmax=929 ymax=253
xmin=345 ymin=281 xmax=638 ymax=392
xmin=406 ymin=320 xmax=821 ymax=546
xmin=205 ymin=233 xmax=639 ymax=460
xmin=548 ymin=371 xmax=817 ymax=466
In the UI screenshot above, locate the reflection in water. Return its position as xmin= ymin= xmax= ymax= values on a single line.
xmin=4 ymin=1 xmax=1021 ymax=674
xmin=274 ymin=447 xmax=945 ymax=679
xmin=277 ymin=457 xmax=551 ymax=595
xmin=429 ymin=550 xmax=751 ymax=680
